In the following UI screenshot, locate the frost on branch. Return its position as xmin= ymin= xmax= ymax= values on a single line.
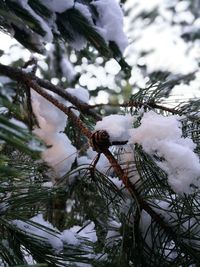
xmin=95 ymin=114 xmax=134 ymax=142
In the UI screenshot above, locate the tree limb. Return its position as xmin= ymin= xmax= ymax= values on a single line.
xmin=0 ymin=63 xmax=101 ymax=121
xmin=0 ymin=62 xmax=198 ymax=263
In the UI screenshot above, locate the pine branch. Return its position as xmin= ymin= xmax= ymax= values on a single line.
xmin=101 ymin=149 xmax=200 ymax=263
xmin=1 ymin=62 xmax=200 ymax=264
xmin=0 ymin=63 xmax=101 ymax=121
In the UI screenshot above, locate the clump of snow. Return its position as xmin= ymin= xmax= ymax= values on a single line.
xmin=32 ymin=90 xmax=67 ymax=132
xmin=95 ymin=114 xmax=134 ymax=142
xmin=12 ymin=214 xmax=87 ymax=253
xmin=139 ymin=210 xmax=152 ymax=247
xmin=75 ymin=3 xmax=93 ymax=25
xmin=140 ymin=197 xmax=200 ymax=256
xmin=42 ymin=181 xmax=53 ymax=187
xmin=69 ymin=35 xmax=87 ymax=52
xmin=13 ymin=0 xmax=53 ymax=42
xmin=40 ymin=0 xmax=74 ymax=13
xmin=61 ymin=229 xmax=80 ymax=245
xmin=13 ymin=214 xmax=63 ymax=253
xmin=35 ymin=131 xmax=77 ymax=177
xmin=70 ymin=221 xmax=97 ymax=243
xmin=152 ymin=198 xmax=177 ymax=224
xmin=128 ymin=111 xmax=200 ymax=194
xmin=31 ymin=90 xmax=77 ymax=178
xmin=92 ymin=0 xmax=128 ymax=53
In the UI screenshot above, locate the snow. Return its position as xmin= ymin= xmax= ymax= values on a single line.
xmin=140 ymin=197 xmax=200 ymax=257
xmin=95 ymin=114 xmax=134 ymax=142
xmin=128 ymin=111 xmax=200 ymax=194
xmin=108 ymin=177 xmax=124 ymax=190
xmin=61 ymin=229 xmax=80 ymax=245
xmin=13 ymin=214 xmax=63 ymax=253
xmin=9 ymin=118 xmax=27 ymax=129
xmin=70 ymin=222 xmax=97 ymax=243
xmin=35 ymin=131 xmax=77 ymax=177
xmin=75 ymin=3 xmax=93 ymax=25
xmin=42 ymin=181 xmax=53 ymax=187
xmin=31 ymin=90 xmax=77 ymax=178
xmin=31 ymin=90 xmax=67 ymax=133
xmin=31 ymin=87 xmax=90 ymax=178
xmin=139 ymin=210 xmax=152 ymax=247
xmin=12 ymin=214 xmax=88 ymax=253
xmin=40 ymin=0 xmax=74 ymax=13
xmin=13 ymin=0 xmax=53 ymax=42
xmin=69 ymin=35 xmax=87 ymax=52
xmin=92 ymin=0 xmax=128 ymax=54
xmin=139 ymin=206 xmax=177 ymax=253
xmin=129 ymin=112 xmax=183 ymax=144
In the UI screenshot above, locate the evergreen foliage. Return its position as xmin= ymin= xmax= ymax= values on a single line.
xmin=0 ymin=0 xmax=200 ymax=266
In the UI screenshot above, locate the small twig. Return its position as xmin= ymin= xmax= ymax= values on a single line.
xmin=88 ymin=101 xmax=181 ymax=115
xmin=89 ymin=153 xmax=101 ymax=180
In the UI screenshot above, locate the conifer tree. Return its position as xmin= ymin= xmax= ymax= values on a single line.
xmin=0 ymin=0 xmax=200 ymax=266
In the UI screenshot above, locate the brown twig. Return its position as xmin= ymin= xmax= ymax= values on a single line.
xmin=24 ymin=78 xmax=92 ymax=139
xmin=0 ymin=63 xmax=101 ymax=121
xmin=88 ymin=101 xmax=181 ymax=115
